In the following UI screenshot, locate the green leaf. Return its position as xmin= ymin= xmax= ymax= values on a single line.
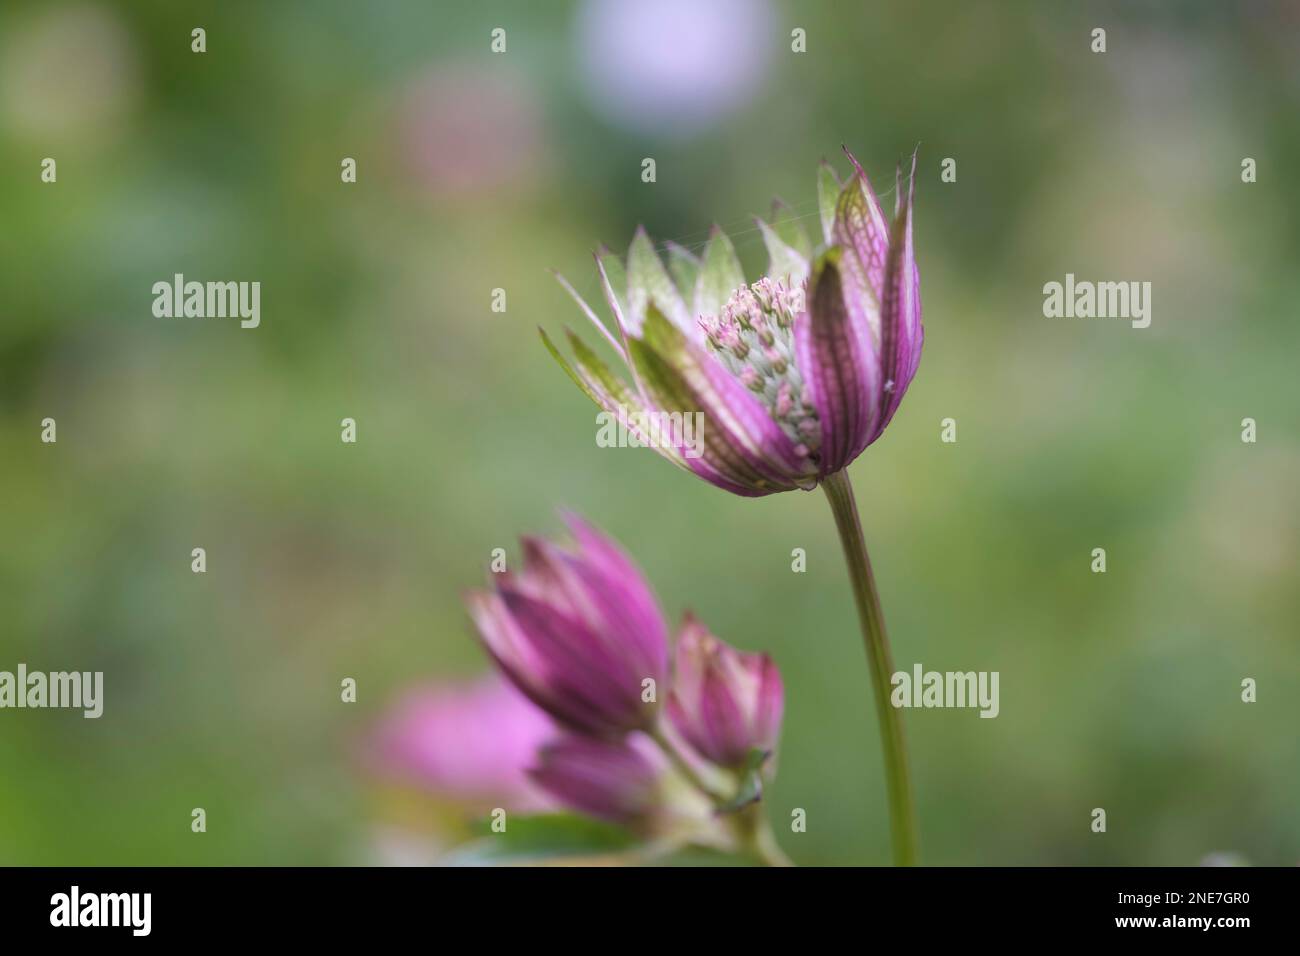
xmin=442 ymin=813 xmax=638 ymax=866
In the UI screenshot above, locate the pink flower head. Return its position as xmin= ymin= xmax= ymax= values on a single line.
xmin=372 ymin=675 xmax=555 ymax=811
xmin=666 ymin=615 xmax=784 ymax=770
xmin=466 ymin=514 xmax=668 ymax=737
xmin=543 ymin=148 xmax=923 ymax=496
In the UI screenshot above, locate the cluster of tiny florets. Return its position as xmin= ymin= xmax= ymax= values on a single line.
xmin=698 ymin=277 xmax=820 ymax=458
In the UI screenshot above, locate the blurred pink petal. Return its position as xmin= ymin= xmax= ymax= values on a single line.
xmin=374 ymin=675 xmax=555 ymax=812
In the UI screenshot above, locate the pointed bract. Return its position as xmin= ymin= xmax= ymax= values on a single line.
xmin=817 ymin=160 xmax=842 ymax=245
xmin=758 ymin=217 xmax=811 ymax=288
xmin=873 ymin=150 xmax=923 ymax=436
xmin=627 ymin=227 xmax=696 ymax=341
xmin=664 ymin=241 xmax=701 ymax=303
xmin=693 ymin=226 xmax=747 ymax=321
xmin=769 ymin=198 xmax=813 ymax=262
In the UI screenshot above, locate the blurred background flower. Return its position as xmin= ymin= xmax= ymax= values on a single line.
xmin=575 ymin=0 xmax=774 ymax=138
xmin=0 ymin=3 xmax=140 ymax=142
xmin=395 ymin=62 xmax=547 ymax=200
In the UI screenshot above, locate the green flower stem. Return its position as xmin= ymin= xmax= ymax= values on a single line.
xmin=736 ymin=804 xmax=794 ymax=867
xmin=651 ymin=725 xmax=794 ymax=867
xmin=821 ymin=470 xmax=919 ymax=866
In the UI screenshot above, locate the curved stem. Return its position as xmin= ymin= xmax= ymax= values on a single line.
xmin=651 ymin=727 xmax=795 ymax=866
xmin=740 ymin=806 xmax=794 ymax=867
xmin=821 ymin=470 xmax=918 ymax=866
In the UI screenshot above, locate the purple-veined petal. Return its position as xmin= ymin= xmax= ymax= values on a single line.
xmin=796 ymin=250 xmax=882 ymax=475
xmin=874 ymin=150 xmax=923 ymax=436
xmin=837 ymin=147 xmax=893 ymax=306
xmin=628 ymin=306 xmax=815 ymax=494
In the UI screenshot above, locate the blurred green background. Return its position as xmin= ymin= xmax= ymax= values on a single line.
xmin=1 ymin=0 xmax=1297 ymax=865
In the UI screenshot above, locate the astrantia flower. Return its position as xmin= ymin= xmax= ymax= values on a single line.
xmin=466 ymin=514 xmax=668 ymax=737
xmin=666 ymin=615 xmax=784 ymax=771
xmin=542 ymin=148 xmax=922 ymax=497
xmin=540 ymin=153 xmax=926 ymax=865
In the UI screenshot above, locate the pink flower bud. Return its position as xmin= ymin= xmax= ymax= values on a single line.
xmin=666 ymin=615 xmax=784 ymax=770
xmin=467 ymin=514 xmax=668 ymax=737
